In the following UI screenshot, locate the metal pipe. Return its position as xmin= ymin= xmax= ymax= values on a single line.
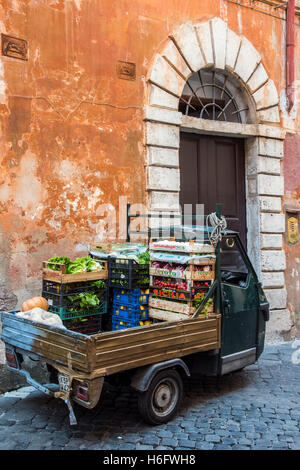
xmin=287 ymin=0 xmax=295 ymax=111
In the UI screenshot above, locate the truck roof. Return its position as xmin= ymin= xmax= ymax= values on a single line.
xmin=154 ymin=224 xmax=238 ymax=241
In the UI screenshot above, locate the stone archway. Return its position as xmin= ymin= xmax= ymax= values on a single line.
xmin=144 ymin=18 xmax=291 ymax=340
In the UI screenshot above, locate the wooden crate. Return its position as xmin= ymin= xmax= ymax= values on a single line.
xmin=149 ymin=307 xmax=214 ymax=322
xmin=149 ymin=240 xmax=215 ymax=254
xmin=150 ymin=259 xmax=215 ymax=281
xmin=149 ymin=296 xmax=195 ymax=315
xmin=149 ymin=308 xmax=189 ymax=322
xmin=42 ymin=261 xmax=108 ymax=284
xmin=187 ymin=260 xmax=215 ymax=281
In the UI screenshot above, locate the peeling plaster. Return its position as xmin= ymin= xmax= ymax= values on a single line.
xmin=14 ymin=152 xmax=42 ymax=212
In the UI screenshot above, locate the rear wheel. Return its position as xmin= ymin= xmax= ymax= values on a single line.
xmin=138 ymin=369 xmax=183 ymax=425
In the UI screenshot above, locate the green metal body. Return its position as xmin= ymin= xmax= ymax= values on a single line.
xmin=219 ymin=233 xmax=265 ymax=358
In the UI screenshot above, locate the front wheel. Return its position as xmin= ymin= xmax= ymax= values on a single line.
xmin=138 ymin=369 xmax=183 ymax=425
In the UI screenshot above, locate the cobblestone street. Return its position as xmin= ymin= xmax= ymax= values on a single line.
xmin=0 ymin=340 xmax=299 ymax=451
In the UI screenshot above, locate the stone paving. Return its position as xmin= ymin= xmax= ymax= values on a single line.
xmin=0 ymin=339 xmax=299 ymax=451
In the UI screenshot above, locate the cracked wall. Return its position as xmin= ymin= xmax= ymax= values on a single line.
xmin=0 ymin=0 xmax=299 ymax=342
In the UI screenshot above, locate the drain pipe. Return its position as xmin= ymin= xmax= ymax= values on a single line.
xmin=286 ymin=0 xmax=295 ymax=112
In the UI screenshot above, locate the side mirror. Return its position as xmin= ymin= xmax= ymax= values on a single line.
xmin=260 ymin=301 xmax=270 ymax=322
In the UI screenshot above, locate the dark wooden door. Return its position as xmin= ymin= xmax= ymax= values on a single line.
xmin=179 ymin=132 xmax=246 ymax=246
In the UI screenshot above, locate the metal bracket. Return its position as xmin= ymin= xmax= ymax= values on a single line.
xmin=7 ymin=365 xmax=78 ymax=426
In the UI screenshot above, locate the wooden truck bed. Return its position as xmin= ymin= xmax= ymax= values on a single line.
xmin=1 ymin=312 xmax=221 ymax=377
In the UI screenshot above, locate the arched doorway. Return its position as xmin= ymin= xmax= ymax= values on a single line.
xmin=144 ymin=18 xmax=288 ymax=337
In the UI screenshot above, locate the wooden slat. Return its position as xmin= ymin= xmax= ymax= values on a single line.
xmin=149 ymin=308 xmax=190 ymax=322
xmin=95 ymin=329 xmax=218 ymax=369
xmin=95 ymin=323 xmax=218 ymax=358
xmin=42 ymin=268 xmax=108 ymax=283
xmin=2 ymin=328 xmax=89 ymax=372
xmin=94 ymin=339 xmax=220 ymax=376
xmin=92 ymin=316 xmax=219 ymax=352
xmin=93 ymin=316 xmax=221 ymax=373
xmin=2 ymin=314 xmax=88 ymax=353
xmin=149 ymin=297 xmax=195 ymax=314
xmin=1 ymin=313 xmax=92 ymax=372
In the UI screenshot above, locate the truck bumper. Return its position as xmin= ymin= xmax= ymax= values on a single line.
xmin=5 ymin=346 xmax=104 ymax=426
xmin=6 ymin=363 xmax=78 ymax=425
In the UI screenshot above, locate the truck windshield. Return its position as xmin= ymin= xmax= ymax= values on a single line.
xmin=220 ymin=236 xmax=249 ymax=286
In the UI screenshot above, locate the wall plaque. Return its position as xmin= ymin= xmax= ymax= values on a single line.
xmin=117 ymin=61 xmax=136 ymax=81
xmin=287 ymin=215 xmax=299 ymax=245
xmin=1 ymin=34 xmax=28 ymax=61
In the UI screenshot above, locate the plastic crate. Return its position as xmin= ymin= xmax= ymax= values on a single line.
xmin=43 ymin=286 xmax=107 ymax=309
xmin=112 ymin=316 xmax=151 ymax=331
xmin=42 ymin=279 xmax=107 ymax=296
xmin=63 ymin=315 xmax=102 ymax=335
xmin=48 ymin=300 xmax=108 ymax=321
xmin=113 ymin=288 xmax=149 ymax=306
xmin=108 ymin=258 xmax=149 ymax=289
xmin=112 ymin=302 xmax=149 ymax=321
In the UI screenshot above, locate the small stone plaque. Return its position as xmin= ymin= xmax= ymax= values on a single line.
xmin=288 ymin=215 xmax=299 ymax=245
xmin=117 ymin=60 xmax=136 ymax=81
xmin=1 ymin=34 xmax=28 ymax=61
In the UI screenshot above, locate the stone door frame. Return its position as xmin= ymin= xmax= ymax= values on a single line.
xmin=143 ymin=18 xmax=290 ymax=338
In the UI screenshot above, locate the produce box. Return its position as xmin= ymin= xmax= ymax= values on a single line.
xmin=109 ymin=258 xmax=149 ymax=289
xmin=149 ymin=307 xmax=214 ymax=323
xmin=149 ymin=240 xmax=215 ymax=254
xmin=113 ymin=288 xmax=149 ymax=305
xmin=112 ymin=317 xmax=151 ymax=331
xmin=149 ymin=308 xmax=189 ymax=322
xmin=42 ymin=279 xmax=107 ymax=298
xmin=149 ymin=296 xmax=195 ymax=315
xmin=89 ymin=242 xmax=150 ymax=290
xmin=148 ymin=239 xmax=215 ymax=322
xmin=150 ymin=285 xmax=208 ymax=302
xmin=112 ymin=302 xmax=149 ymax=322
xmin=42 ymin=258 xmax=108 ymax=283
xmin=149 ymin=259 xmax=215 ymax=281
xmin=63 ymin=315 xmax=102 ymax=335
xmin=50 ymin=303 xmax=107 ymax=321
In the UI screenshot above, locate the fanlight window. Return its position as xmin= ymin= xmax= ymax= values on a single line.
xmin=179 ymin=68 xmax=252 ymax=124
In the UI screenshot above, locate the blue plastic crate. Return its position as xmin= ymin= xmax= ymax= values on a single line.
xmin=112 ymin=316 xmax=150 ymax=331
xmin=113 ymin=288 xmax=149 ymax=306
xmin=112 ymin=302 xmax=149 ymax=321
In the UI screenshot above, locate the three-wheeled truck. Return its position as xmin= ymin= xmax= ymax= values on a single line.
xmin=1 ymin=213 xmax=269 ymax=426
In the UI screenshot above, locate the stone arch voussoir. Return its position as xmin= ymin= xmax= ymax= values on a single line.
xmin=148 ymin=18 xmax=280 ymax=124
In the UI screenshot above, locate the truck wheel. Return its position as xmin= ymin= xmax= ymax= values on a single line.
xmin=138 ymin=369 xmax=183 ymax=425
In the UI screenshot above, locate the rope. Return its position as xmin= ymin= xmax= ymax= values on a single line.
xmin=206 ymin=212 xmax=227 ymax=247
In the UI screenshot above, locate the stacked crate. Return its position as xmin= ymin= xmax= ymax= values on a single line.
xmin=111 ymin=288 xmax=150 ymax=330
xmin=149 ymin=240 xmax=215 ymax=322
xmin=89 ymin=242 xmax=151 ymax=330
xmin=42 ymin=260 xmax=108 ymax=335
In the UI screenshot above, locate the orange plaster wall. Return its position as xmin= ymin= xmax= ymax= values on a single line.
xmin=0 ymin=0 xmax=297 ymax=306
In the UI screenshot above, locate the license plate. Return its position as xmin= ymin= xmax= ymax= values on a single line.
xmin=58 ymin=374 xmax=70 ymax=392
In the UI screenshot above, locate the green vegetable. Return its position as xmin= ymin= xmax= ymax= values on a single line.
xmin=66 ymin=256 xmax=103 ymax=274
xmin=137 ymin=251 xmax=150 ymax=265
xmin=47 ymin=256 xmax=71 ymax=271
xmin=68 ymin=293 xmax=100 ymax=310
xmin=47 ymin=255 xmax=103 ymax=274
xmin=194 ymin=297 xmax=213 ymax=316
xmin=90 ymin=280 xmax=106 ymax=289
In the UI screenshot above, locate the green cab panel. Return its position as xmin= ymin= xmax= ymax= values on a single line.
xmin=219 ymin=235 xmax=265 ymax=358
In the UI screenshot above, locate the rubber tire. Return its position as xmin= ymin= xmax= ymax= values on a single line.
xmin=138 ymin=369 xmax=184 ymax=425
